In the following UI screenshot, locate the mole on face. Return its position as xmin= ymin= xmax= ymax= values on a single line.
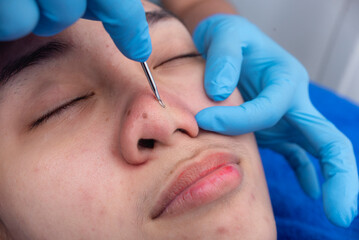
xmin=142 ymin=113 xmax=148 ymax=119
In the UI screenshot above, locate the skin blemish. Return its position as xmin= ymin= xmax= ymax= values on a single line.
xmin=126 ymin=109 xmax=131 ymax=117
xmin=248 ymin=193 xmax=256 ymax=207
xmin=216 ymin=226 xmax=228 ymax=235
xmin=251 ymin=193 xmax=255 ymax=201
xmin=142 ymin=113 xmax=148 ymax=119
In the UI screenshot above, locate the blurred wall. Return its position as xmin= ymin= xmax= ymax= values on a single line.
xmin=227 ymin=0 xmax=359 ymax=104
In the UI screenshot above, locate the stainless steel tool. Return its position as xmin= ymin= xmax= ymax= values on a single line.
xmin=141 ymin=61 xmax=165 ymax=108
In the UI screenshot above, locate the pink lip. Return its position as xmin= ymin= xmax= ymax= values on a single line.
xmin=151 ymin=151 xmax=242 ymax=219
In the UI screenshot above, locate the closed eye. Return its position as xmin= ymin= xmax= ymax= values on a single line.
xmin=30 ymin=92 xmax=95 ymax=130
xmin=154 ymin=52 xmax=202 ymax=69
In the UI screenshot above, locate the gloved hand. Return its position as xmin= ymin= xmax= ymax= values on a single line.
xmin=194 ymin=14 xmax=358 ymax=227
xmin=0 ymin=0 xmax=151 ymax=61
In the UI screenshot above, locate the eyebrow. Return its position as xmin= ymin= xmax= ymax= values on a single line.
xmin=145 ymin=9 xmax=174 ymax=25
xmin=0 ymin=40 xmax=70 ymax=88
xmin=0 ymin=9 xmax=174 ymax=90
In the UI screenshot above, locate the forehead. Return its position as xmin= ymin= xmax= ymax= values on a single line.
xmin=0 ymin=3 xmax=180 ymax=67
xmin=0 ymin=1 xmax=164 ymax=49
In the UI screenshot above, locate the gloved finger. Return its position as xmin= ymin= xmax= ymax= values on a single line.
xmin=195 ymin=73 xmax=295 ymax=135
xmin=287 ymin=105 xmax=358 ymax=227
xmin=32 ymin=0 xmax=86 ymax=36
xmin=271 ymin=142 xmax=320 ymax=199
xmin=84 ymin=0 xmax=151 ymax=62
xmin=193 ymin=22 xmax=243 ymax=101
xmin=0 ymin=0 xmax=39 ymax=41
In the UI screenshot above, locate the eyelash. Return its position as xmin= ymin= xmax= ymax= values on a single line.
xmin=30 ymin=92 xmax=95 ymax=129
xmin=154 ymin=52 xmax=202 ymax=69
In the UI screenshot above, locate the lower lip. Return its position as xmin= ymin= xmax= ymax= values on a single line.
xmin=161 ymin=163 xmax=242 ymax=217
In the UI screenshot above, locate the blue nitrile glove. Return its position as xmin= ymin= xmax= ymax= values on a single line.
xmin=0 ymin=0 xmax=151 ymax=61
xmin=194 ymin=14 xmax=359 ymax=228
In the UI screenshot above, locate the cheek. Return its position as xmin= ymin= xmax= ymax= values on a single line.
xmin=185 ymin=83 xmax=243 ymax=113
xmin=159 ymin=62 xmax=243 ymax=115
xmin=0 ymin=126 xmax=139 ymax=238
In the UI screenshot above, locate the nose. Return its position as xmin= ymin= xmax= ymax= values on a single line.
xmin=118 ymin=89 xmax=199 ymax=165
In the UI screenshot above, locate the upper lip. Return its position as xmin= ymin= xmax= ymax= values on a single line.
xmin=150 ymin=150 xmax=240 ymax=219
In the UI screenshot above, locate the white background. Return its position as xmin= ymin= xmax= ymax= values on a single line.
xmin=228 ymin=0 xmax=359 ymax=104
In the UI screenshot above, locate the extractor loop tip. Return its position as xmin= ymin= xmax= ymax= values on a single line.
xmin=159 ymin=99 xmax=166 ymax=108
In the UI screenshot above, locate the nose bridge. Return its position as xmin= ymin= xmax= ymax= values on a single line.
xmin=118 ymin=86 xmax=199 ymax=165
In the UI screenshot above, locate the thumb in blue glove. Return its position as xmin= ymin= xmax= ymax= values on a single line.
xmin=193 ymin=14 xmax=358 ymax=228
xmin=0 ymin=0 xmax=151 ymax=62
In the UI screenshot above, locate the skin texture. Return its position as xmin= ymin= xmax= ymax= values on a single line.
xmin=0 ymin=2 xmax=276 ymax=239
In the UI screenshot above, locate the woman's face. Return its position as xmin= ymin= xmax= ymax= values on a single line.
xmin=0 ymin=2 xmax=276 ymax=239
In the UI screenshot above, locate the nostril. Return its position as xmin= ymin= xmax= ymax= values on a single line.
xmin=177 ymin=128 xmax=188 ymax=134
xmin=138 ymin=139 xmax=156 ymax=149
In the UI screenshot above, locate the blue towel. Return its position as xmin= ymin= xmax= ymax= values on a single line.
xmin=260 ymin=83 xmax=359 ymax=240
